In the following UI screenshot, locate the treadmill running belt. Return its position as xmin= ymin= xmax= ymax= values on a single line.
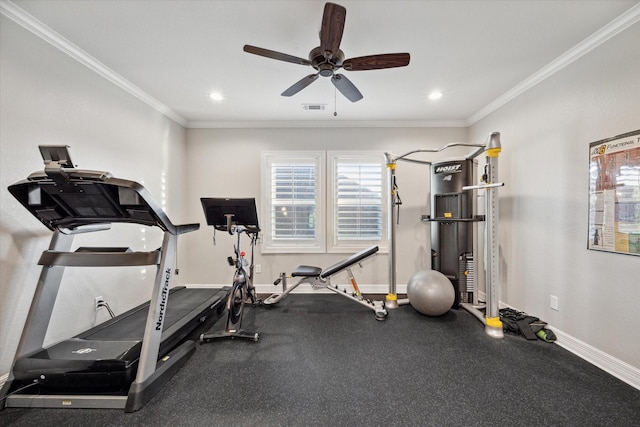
xmin=85 ymin=287 xmax=225 ymax=340
xmin=10 ymin=287 xmax=229 ymax=393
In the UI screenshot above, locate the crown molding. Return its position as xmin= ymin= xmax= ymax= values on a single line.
xmin=3 ymin=0 xmax=638 ymax=130
xmin=0 ymin=0 xmax=187 ymax=127
xmin=468 ymin=2 xmax=640 ymax=126
xmin=186 ymin=119 xmax=468 ymax=129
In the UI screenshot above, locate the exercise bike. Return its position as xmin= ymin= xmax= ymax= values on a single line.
xmin=199 ymin=198 xmax=261 ymax=343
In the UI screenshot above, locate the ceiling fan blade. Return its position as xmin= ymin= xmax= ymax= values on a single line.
xmin=281 ymin=74 xmax=320 ymax=97
xmin=331 ymin=74 xmax=363 ymax=102
xmin=320 ymin=2 xmax=346 ymax=59
xmin=342 ymin=53 xmax=411 ymax=71
xmin=243 ymin=45 xmax=312 ymax=66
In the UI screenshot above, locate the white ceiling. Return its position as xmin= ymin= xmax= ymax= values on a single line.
xmin=4 ymin=0 xmax=640 ymax=127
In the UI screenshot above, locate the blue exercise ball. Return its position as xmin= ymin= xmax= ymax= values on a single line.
xmin=407 ymin=270 xmax=455 ymax=316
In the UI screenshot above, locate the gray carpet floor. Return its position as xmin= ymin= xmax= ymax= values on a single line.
xmin=2 ymin=293 xmax=639 ymax=426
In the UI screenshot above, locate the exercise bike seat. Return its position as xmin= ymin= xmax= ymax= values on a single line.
xmin=291 ymin=265 xmax=322 ymax=278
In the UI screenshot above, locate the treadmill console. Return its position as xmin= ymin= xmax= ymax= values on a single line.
xmin=9 ymin=145 xmax=183 ymax=234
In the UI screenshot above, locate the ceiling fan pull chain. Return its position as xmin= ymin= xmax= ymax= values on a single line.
xmin=334 ymin=85 xmax=337 ymax=117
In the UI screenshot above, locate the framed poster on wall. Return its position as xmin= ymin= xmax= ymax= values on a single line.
xmin=588 ymin=129 xmax=640 ymax=256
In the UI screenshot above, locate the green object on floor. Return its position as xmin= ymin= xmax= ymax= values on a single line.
xmin=536 ymin=328 xmax=557 ymax=343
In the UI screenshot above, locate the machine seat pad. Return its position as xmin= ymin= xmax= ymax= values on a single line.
xmin=291 ymin=265 xmax=322 ymax=277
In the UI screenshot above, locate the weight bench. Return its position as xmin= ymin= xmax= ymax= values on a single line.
xmin=264 ymin=245 xmax=387 ymax=320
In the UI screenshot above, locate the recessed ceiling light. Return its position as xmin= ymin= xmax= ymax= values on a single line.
xmin=209 ymin=92 xmax=224 ymax=101
xmin=428 ymin=90 xmax=443 ymax=100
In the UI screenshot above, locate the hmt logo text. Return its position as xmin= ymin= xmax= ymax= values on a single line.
xmin=435 ymin=164 xmax=462 ymax=174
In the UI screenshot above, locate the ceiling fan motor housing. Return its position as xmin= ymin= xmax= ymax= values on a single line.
xmin=309 ymin=46 xmax=344 ymax=76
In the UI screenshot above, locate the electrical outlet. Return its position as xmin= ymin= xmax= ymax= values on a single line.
xmin=550 ymin=295 xmax=559 ymax=311
xmin=255 ymin=264 xmax=262 ymax=274
xmin=95 ymin=296 xmax=104 ymax=311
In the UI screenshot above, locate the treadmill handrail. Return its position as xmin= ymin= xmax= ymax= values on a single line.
xmin=38 ymin=249 xmax=161 ymax=267
xmin=175 ymin=223 xmax=200 ymax=235
xmin=26 ymin=169 xmax=112 ymax=182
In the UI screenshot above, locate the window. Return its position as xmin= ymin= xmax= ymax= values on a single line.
xmin=261 ymin=152 xmax=325 ymax=253
xmin=328 ymin=152 xmax=386 ymax=252
xmin=261 ymin=151 xmax=386 ymax=253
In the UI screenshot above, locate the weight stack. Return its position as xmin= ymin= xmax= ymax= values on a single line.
xmin=429 ymin=159 xmax=477 ymax=308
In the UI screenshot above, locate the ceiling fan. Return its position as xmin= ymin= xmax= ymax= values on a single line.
xmin=243 ymin=2 xmax=410 ymax=103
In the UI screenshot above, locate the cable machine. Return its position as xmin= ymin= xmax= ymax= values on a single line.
xmin=384 ymin=132 xmax=504 ymax=338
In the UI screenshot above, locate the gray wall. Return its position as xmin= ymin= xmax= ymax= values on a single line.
xmin=470 ymin=22 xmax=640 ymax=369
xmin=1 ymin=8 xmax=638 ymax=388
xmin=0 ymin=16 xmax=188 ymax=376
xmin=183 ymin=126 xmax=469 ymax=292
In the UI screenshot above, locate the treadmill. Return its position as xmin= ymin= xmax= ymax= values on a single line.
xmin=0 ymin=145 xmax=230 ymax=412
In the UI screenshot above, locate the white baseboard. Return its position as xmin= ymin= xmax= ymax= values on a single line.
xmin=487 ymin=294 xmax=640 ymax=391
xmin=188 ymin=283 xmax=405 ymax=295
xmin=552 ymin=327 xmax=640 ymax=390
xmin=255 ymin=283 xmax=401 ymax=295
